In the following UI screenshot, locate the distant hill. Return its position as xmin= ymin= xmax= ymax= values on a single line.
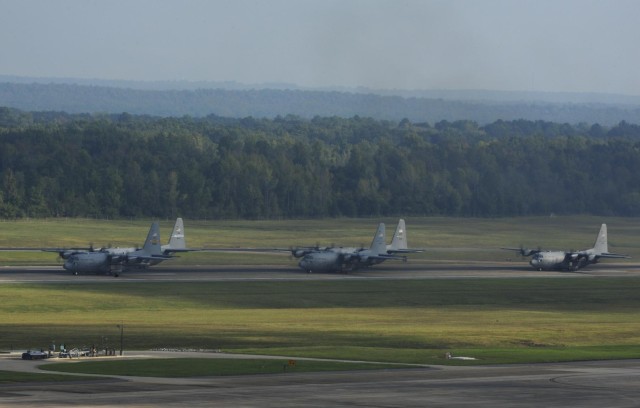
xmin=1 ymin=78 xmax=639 ymax=125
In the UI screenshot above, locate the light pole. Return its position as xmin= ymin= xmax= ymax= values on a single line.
xmin=117 ymin=322 xmax=124 ymax=356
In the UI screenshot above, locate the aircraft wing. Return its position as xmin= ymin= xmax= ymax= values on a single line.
xmin=0 ymin=247 xmax=66 ymax=252
xmin=564 ymin=251 xmax=630 ymax=265
xmin=40 ymin=247 xmax=93 ymax=252
xmin=596 ymin=252 xmax=631 ymax=259
xmin=41 ymin=247 xmax=94 ymax=258
xmin=500 ymin=247 xmax=541 ymax=257
xmin=286 ymin=246 xmax=333 ymax=258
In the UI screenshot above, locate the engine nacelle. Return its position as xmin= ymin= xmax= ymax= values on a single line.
xmin=292 ymin=249 xmax=307 ymax=258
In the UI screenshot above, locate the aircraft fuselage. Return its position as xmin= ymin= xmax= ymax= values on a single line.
xmin=298 ymin=247 xmax=387 ymax=273
xmin=298 ymin=251 xmax=342 ymax=273
xmin=63 ymin=252 xmax=111 ymax=274
xmin=529 ymin=250 xmax=592 ymax=271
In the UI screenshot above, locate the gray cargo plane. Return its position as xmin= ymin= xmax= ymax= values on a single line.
xmin=291 ymin=218 xmax=422 ymax=259
xmin=51 ymin=222 xmax=171 ymax=276
xmin=502 ymin=223 xmax=629 ymax=271
xmin=297 ymin=222 xmax=407 ymax=273
xmin=47 ymin=218 xmax=190 ymax=276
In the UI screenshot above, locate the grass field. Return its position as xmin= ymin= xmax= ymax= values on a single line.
xmin=0 ymin=369 xmax=105 ymax=383
xmin=1 ymin=278 xmax=640 ymax=367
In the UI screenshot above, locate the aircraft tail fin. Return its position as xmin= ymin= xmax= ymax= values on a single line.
xmin=142 ymin=222 xmax=163 ymax=256
xmin=168 ymin=217 xmax=186 ymax=250
xmin=369 ymin=223 xmax=387 ymax=255
xmin=389 ymin=219 xmax=408 ymax=251
xmin=592 ymin=223 xmax=608 ymax=254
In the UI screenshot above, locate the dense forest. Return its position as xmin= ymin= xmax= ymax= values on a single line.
xmin=2 ymin=82 xmax=640 ymax=126
xmin=1 ymin=106 xmax=640 ymax=219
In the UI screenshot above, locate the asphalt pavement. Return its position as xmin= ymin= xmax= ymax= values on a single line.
xmin=1 ymin=351 xmax=640 ymax=407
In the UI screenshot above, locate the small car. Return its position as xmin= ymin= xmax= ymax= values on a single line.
xmin=21 ymin=350 xmax=49 ymax=360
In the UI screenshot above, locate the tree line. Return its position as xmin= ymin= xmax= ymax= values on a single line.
xmin=3 ymin=82 xmax=640 ymax=126
xmin=1 ymin=106 xmax=640 ymax=219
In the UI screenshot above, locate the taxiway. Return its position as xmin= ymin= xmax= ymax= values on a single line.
xmin=1 ymin=351 xmax=640 ymax=407
xmin=2 ymin=261 xmax=640 ymax=283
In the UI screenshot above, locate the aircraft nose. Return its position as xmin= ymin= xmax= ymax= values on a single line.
xmin=529 ymin=258 xmax=539 ymax=267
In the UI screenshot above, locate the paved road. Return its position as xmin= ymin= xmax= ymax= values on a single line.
xmin=1 ymin=351 xmax=640 ymax=407
xmin=2 ymin=261 xmax=640 ymax=283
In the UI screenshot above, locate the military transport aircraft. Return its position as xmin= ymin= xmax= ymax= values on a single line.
xmin=48 ymin=221 xmax=171 ymax=276
xmin=290 ymin=218 xmax=422 ymax=259
xmin=46 ymin=218 xmax=191 ymax=276
xmin=297 ymin=222 xmax=407 ymax=273
xmin=502 ymin=223 xmax=629 ymax=271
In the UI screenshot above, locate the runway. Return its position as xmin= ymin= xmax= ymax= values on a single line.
xmin=1 ymin=351 xmax=640 ymax=407
xmin=2 ymin=261 xmax=640 ymax=283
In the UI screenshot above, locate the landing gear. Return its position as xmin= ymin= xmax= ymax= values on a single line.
xmin=110 ymin=265 xmax=123 ymax=278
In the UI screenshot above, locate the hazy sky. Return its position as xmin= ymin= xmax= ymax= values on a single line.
xmin=1 ymin=0 xmax=639 ymax=95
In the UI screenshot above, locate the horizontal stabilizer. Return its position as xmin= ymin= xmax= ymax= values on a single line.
xmin=387 ymin=248 xmax=424 ymax=254
xmin=127 ymin=254 xmax=174 ymax=262
xmin=164 ymin=248 xmax=199 ymax=253
xmin=365 ymin=254 xmax=407 ymax=262
xmin=597 ymin=252 xmax=631 ymax=259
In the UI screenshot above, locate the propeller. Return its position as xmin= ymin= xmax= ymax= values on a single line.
xmin=290 ymin=245 xmax=320 ymax=259
xmin=518 ymin=245 xmax=540 ymax=257
xmin=288 ymin=246 xmax=305 ymax=260
xmin=501 ymin=245 xmax=537 ymax=257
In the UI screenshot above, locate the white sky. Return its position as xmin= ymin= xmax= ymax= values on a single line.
xmin=1 ymin=0 xmax=639 ymax=95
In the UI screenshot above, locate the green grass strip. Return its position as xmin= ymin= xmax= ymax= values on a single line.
xmin=0 ymin=369 xmax=106 ymax=383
